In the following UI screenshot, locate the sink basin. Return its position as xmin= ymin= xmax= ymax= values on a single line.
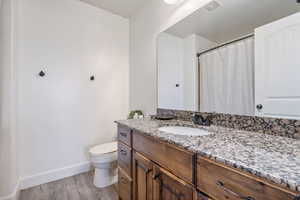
xmin=158 ymin=126 xmax=212 ymax=137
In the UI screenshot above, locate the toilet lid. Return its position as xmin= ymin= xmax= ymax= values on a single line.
xmin=89 ymin=142 xmax=118 ymax=156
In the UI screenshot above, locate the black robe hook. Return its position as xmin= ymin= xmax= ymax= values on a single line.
xmin=39 ymin=71 xmax=46 ymax=77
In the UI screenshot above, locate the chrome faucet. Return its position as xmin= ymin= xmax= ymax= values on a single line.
xmin=192 ymin=114 xmax=211 ymax=126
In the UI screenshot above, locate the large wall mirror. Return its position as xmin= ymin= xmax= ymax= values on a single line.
xmin=157 ymin=0 xmax=300 ymax=119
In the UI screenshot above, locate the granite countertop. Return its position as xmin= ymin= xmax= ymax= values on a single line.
xmin=116 ymin=118 xmax=300 ymax=192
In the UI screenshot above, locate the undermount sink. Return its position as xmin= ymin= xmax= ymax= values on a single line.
xmin=158 ymin=126 xmax=212 ymax=137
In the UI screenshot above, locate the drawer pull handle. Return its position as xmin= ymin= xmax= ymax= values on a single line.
xmin=216 ymin=181 xmax=255 ymax=200
xmin=120 ymin=149 xmax=127 ymax=156
xmin=153 ymin=173 xmax=161 ymax=180
xmin=119 ymin=132 xmax=127 ymax=137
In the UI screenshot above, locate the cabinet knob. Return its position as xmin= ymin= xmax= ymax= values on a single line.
xmin=256 ymin=104 xmax=263 ymax=110
xmin=120 ymin=149 xmax=127 ymax=156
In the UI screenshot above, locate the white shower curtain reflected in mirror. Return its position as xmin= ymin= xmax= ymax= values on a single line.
xmin=200 ymin=37 xmax=255 ymax=116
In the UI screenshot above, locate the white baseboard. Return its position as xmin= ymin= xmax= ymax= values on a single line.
xmin=20 ymin=161 xmax=91 ymax=190
xmin=0 ymin=181 xmax=20 ymax=200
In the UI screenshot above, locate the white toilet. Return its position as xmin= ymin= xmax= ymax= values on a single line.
xmin=89 ymin=142 xmax=118 ymax=188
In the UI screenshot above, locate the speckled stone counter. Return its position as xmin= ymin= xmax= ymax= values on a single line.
xmin=157 ymin=108 xmax=300 ymax=139
xmin=116 ymin=118 xmax=300 ymax=192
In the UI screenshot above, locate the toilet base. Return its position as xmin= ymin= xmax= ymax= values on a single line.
xmin=93 ymin=167 xmax=118 ymax=188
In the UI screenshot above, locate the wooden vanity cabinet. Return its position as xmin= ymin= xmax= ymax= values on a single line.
xmin=197 ymin=156 xmax=298 ymax=200
xmin=132 ymin=129 xmax=195 ymax=185
xmin=118 ymin=124 xmax=196 ymax=200
xmin=118 ymin=124 xmax=132 ymax=146
xmin=132 ymin=150 xmax=195 ymax=200
xmin=118 ymin=142 xmax=132 ymax=177
xmin=195 ymin=191 xmax=213 ymax=200
xmin=117 ymin=124 xmax=299 ymax=200
xmin=132 ymin=151 xmax=154 ymax=200
xmin=153 ymin=165 xmax=194 ymax=200
xmin=118 ymin=168 xmax=132 ymax=200
xmin=117 ymin=125 xmax=133 ymax=200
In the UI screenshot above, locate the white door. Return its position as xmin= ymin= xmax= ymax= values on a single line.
xmin=255 ymin=12 xmax=300 ymax=119
xmin=157 ymin=33 xmax=183 ymax=110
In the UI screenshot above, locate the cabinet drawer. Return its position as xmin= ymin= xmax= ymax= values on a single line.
xmin=118 ymin=142 xmax=132 ymax=177
xmin=133 ymin=130 xmax=195 ymax=184
xmin=197 ymin=156 xmax=297 ymax=200
xmin=119 ymin=168 xmax=132 ymax=200
xmin=118 ymin=125 xmax=132 ymax=146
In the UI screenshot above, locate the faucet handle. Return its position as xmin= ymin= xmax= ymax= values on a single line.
xmin=192 ymin=113 xmax=211 ymax=126
xmin=192 ymin=113 xmax=201 ymax=124
xmin=192 ymin=113 xmax=203 ymax=124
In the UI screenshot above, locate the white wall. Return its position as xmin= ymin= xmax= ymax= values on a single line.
xmin=130 ymin=0 xmax=213 ymax=114
xmin=15 ymin=0 xmax=129 ymax=188
xmin=0 ymin=0 xmax=19 ymax=199
xmin=195 ymin=34 xmax=217 ymax=53
xmin=157 ymin=33 xmax=184 ymax=110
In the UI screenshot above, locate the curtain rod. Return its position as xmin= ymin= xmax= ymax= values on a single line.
xmin=196 ymin=33 xmax=254 ymax=57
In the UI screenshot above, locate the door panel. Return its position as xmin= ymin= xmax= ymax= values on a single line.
xmin=157 ymin=33 xmax=184 ymax=110
xmin=255 ymin=12 xmax=300 ymax=119
xmin=153 ymin=165 xmax=194 ymax=200
xmin=119 ymin=168 xmax=132 ymax=200
xmin=133 ymin=151 xmax=153 ymax=200
xmin=195 ymin=191 xmax=212 ymax=200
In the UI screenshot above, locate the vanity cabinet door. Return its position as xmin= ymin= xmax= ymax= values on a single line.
xmin=195 ymin=191 xmax=213 ymax=200
xmin=119 ymin=168 xmax=132 ymax=200
xmin=153 ymin=165 xmax=194 ymax=200
xmin=133 ymin=151 xmax=154 ymax=200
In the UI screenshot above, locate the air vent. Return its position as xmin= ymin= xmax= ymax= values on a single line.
xmin=204 ymin=0 xmax=221 ymax=11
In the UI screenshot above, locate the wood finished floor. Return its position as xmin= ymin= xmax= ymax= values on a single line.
xmin=20 ymin=171 xmax=118 ymax=200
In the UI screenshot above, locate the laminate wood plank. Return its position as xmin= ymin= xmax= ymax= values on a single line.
xmin=20 ymin=171 xmax=118 ymax=200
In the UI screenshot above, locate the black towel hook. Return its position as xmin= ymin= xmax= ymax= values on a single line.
xmin=39 ymin=70 xmax=46 ymax=77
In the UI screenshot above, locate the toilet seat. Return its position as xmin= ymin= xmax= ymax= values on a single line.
xmin=89 ymin=142 xmax=117 ymax=156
